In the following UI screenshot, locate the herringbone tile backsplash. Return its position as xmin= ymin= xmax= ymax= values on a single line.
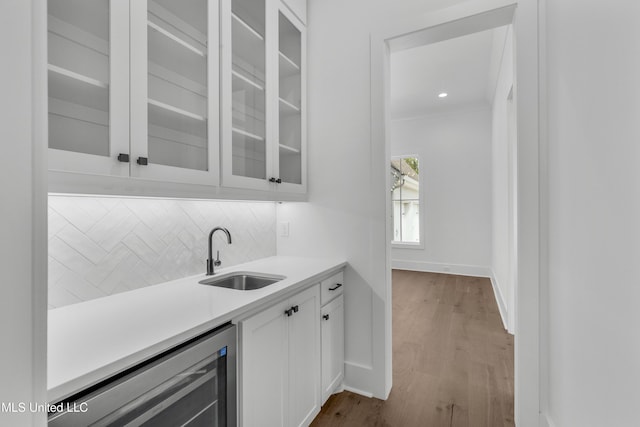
xmin=48 ymin=196 xmax=277 ymax=309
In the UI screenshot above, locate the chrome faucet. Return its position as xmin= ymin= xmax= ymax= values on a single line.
xmin=207 ymin=227 xmax=232 ymax=275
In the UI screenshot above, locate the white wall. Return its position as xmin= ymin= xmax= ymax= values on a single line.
xmin=491 ymin=25 xmax=515 ymax=332
xmin=277 ymin=0 xmax=471 ymax=398
xmin=390 ymin=108 xmax=493 ymax=276
xmin=543 ymin=1 xmax=640 ymax=426
xmin=0 ymin=0 xmax=47 ymax=425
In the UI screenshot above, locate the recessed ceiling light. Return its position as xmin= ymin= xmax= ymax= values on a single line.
xmin=438 ymin=92 xmax=448 ymax=98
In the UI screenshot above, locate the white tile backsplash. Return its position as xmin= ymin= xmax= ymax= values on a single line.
xmin=48 ymin=196 xmax=277 ymax=309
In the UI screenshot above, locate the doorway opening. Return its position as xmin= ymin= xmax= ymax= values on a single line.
xmin=372 ymin=1 xmax=541 ymax=425
xmin=386 ymin=14 xmax=518 ymax=425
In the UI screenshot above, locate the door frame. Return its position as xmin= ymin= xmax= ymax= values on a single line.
xmin=370 ymin=0 xmax=544 ymax=425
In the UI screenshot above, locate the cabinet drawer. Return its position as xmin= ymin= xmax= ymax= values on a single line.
xmin=320 ymin=271 xmax=343 ymax=305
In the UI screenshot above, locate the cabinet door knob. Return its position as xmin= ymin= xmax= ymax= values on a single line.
xmin=329 ymin=283 xmax=342 ymax=291
xmin=292 ymin=305 xmax=299 ymax=313
xmin=285 ymin=308 xmax=294 ymax=317
xmin=117 ymin=153 xmax=130 ymax=163
xmin=322 ymin=314 xmax=330 ymax=321
xmin=269 ymin=177 xmax=277 ymax=183
xmin=137 ymin=157 xmax=148 ymax=166
xmin=276 ymin=178 xmax=282 ymax=184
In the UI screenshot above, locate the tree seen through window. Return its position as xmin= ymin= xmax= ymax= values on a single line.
xmin=391 ymin=156 xmax=420 ymax=244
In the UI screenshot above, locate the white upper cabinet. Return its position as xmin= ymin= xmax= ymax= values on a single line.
xmin=48 ymin=0 xmax=220 ymax=188
xmin=47 ymin=0 xmax=129 ymax=177
xmin=47 ymin=0 xmax=306 ymax=199
xmin=221 ymin=0 xmax=306 ymax=193
xmin=130 ymin=0 xmax=220 ymax=185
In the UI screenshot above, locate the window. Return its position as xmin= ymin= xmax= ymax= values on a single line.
xmin=391 ymin=156 xmax=420 ymax=245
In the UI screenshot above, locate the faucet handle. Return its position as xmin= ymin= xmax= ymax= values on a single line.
xmin=214 ymin=250 xmax=222 ymax=267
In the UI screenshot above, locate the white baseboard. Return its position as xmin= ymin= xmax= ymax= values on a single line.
xmin=343 ymin=361 xmax=375 ymax=398
xmin=391 ymin=259 xmax=492 ymax=278
xmin=489 ymin=270 xmax=510 ymax=333
xmin=343 ymin=385 xmax=374 ymax=398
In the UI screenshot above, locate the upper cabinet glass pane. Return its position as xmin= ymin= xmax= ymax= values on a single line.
xmin=278 ymin=12 xmax=302 ymax=185
xmin=147 ymin=0 xmax=209 ymax=171
xmin=48 ymin=0 xmax=110 ymax=156
xmin=231 ymin=0 xmax=267 ymax=180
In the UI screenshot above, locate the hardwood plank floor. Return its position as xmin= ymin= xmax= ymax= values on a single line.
xmin=311 ymin=270 xmax=514 ymax=427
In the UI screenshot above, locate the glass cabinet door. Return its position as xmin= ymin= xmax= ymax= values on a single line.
xmin=47 ymin=0 xmax=129 ymax=176
xmin=221 ymin=0 xmax=269 ymax=190
xmin=221 ymin=0 xmax=306 ymax=192
xmin=147 ymin=0 xmax=208 ymax=171
xmin=130 ymin=0 xmax=219 ymax=185
xmin=231 ymin=0 xmax=267 ymax=181
xmin=276 ymin=8 xmax=304 ymax=189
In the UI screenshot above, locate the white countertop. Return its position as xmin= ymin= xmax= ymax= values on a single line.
xmin=48 ymin=256 xmax=346 ymax=402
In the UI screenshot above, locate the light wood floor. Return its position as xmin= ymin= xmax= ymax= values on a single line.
xmin=311 ymin=270 xmax=514 ymax=427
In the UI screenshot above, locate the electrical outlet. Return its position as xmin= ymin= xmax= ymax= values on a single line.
xmin=279 ymin=221 xmax=290 ymax=237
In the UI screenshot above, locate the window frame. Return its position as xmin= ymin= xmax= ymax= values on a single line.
xmin=391 ymin=154 xmax=424 ymax=250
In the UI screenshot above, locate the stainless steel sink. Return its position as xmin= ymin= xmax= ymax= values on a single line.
xmin=199 ymin=271 xmax=285 ymax=290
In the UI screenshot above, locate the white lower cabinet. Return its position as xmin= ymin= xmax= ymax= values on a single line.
xmin=321 ymin=294 xmax=344 ymax=405
xmin=240 ymin=284 xmax=321 ymax=427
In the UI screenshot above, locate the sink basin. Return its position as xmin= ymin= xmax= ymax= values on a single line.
xmin=199 ymin=271 xmax=286 ymax=290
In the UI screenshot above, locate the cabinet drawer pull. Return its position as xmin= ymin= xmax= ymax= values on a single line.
xmin=137 ymin=157 xmax=148 ymax=166
xmin=322 ymin=314 xmax=330 ymax=321
xmin=117 ymin=153 xmax=130 ymax=163
xmin=328 ymin=283 xmax=342 ymax=291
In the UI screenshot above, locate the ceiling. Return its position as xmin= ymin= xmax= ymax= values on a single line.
xmin=390 ymin=26 xmax=507 ymax=120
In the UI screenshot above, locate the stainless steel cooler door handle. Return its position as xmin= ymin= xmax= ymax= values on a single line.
xmin=92 ymin=360 xmax=218 ymax=427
